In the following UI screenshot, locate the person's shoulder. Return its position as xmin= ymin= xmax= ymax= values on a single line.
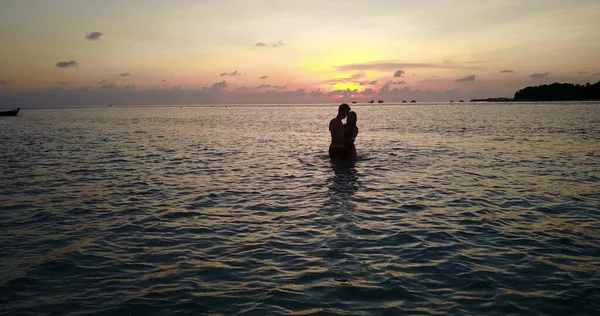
xmin=329 ymin=118 xmax=336 ymax=130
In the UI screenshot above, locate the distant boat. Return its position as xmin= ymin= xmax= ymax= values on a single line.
xmin=0 ymin=108 xmax=20 ymax=116
xmin=109 ymin=104 xmax=112 ymax=107
xmin=368 ymin=100 xmax=374 ymax=104
xmin=352 ymin=101 xmax=357 ymax=104
xmin=450 ymin=100 xmax=454 ymax=103
xmin=378 ymin=100 xmax=384 ymax=103
xmin=402 ymin=100 xmax=407 ymax=103
xmin=459 ymin=100 xmax=464 ymax=103
xmin=410 ymin=100 xmax=417 ymax=103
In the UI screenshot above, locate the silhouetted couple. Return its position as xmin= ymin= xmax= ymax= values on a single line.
xmin=329 ymin=103 xmax=358 ymax=160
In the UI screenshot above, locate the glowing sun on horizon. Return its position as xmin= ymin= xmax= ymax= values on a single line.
xmin=330 ymin=82 xmax=360 ymax=91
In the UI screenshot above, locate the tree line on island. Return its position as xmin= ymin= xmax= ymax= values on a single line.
xmin=471 ymin=80 xmax=600 ymax=102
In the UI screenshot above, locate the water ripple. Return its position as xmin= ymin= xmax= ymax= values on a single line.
xmin=1 ymin=104 xmax=600 ymax=315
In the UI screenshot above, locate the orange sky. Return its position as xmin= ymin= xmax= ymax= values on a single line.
xmin=1 ymin=0 xmax=600 ymax=105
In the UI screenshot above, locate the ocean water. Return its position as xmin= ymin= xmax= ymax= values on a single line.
xmin=1 ymin=103 xmax=599 ymax=315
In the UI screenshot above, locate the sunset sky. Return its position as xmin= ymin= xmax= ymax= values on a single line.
xmin=1 ymin=0 xmax=600 ymax=106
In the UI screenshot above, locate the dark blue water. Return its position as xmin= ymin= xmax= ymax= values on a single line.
xmin=1 ymin=103 xmax=599 ymax=315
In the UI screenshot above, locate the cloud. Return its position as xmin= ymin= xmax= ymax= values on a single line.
xmin=101 ymin=83 xmax=118 ymax=89
xmin=378 ymin=81 xmax=406 ymax=94
xmin=529 ymin=72 xmax=549 ymax=79
xmin=323 ymin=72 xmax=366 ymax=84
xmin=292 ymin=88 xmax=305 ymax=96
xmin=255 ymin=84 xmax=288 ymax=90
xmin=1 ymin=79 xmax=504 ymax=107
xmin=272 ymin=40 xmax=285 ymax=47
xmin=326 ymin=88 xmax=358 ymax=98
xmin=56 ymin=81 xmax=68 ymax=85
xmin=577 ymin=71 xmax=589 ymax=74
xmin=348 ymin=72 xmax=365 ymax=80
xmin=0 ymin=81 xmax=233 ymax=107
xmin=467 ymin=60 xmax=487 ymax=64
xmin=236 ymin=87 xmax=305 ymax=98
xmin=361 ymin=88 xmax=376 ymax=95
xmin=85 ymin=31 xmax=103 ymax=41
xmin=359 ymin=80 xmax=377 ymax=85
xmin=393 ymin=70 xmax=405 ymax=77
xmin=420 ymin=77 xmax=447 ymax=83
xmin=211 ymin=81 xmax=227 ymax=90
xmin=310 ymin=89 xmax=323 ymax=96
xmin=97 ymin=79 xmax=111 ymax=85
xmin=55 ymin=60 xmax=78 ymax=68
xmin=412 ymin=74 xmax=416 ymax=77
xmin=456 ymin=75 xmax=476 ymax=82
xmin=259 ymin=76 xmax=268 ymax=79
xmin=500 ymin=70 xmax=514 ymax=73
xmin=379 ymin=82 xmax=391 ymax=94
xmin=119 ymin=73 xmax=131 ymax=77
xmin=594 ymin=73 xmax=600 ymax=76
xmin=0 ymin=80 xmax=5 ymax=85
xmin=255 ymin=40 xmax=286 ymax=48
xmin=161 ymin=79 xmax=167 ymax=82
xmin=334 ymin=61 xmax=474 ymax=72
xmin=220 ymin=71 xmax=241 ymax=76
xmin=375 ymin=85 xmax=494 ymax=102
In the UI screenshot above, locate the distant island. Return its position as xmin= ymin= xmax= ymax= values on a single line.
xmin=471 ymin=80 xmax=600 ymax=102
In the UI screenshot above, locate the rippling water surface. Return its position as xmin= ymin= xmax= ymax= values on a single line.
xmin=1 ymin=103 xmax=600 ymax=315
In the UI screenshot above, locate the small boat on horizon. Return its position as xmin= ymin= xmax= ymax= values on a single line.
xmin=410 ymin=100 xmax=417 ymax=103
xmin=0 ymin=108 xmax=20 ymax=116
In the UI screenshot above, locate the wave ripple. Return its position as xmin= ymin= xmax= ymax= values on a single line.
xmin=1 ymin=104 xmax=600 ymax=315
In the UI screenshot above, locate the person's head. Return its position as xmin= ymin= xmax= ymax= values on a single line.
xmin=338 ymin=103 xmax=351 ymax=118
xmin=347 ymin=111 xmax=357 ymax=127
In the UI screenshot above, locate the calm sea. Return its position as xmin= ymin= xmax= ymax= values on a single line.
xmin=1 ymin=103 xmax=599 ymax=315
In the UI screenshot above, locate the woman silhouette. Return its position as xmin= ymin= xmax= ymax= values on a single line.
xmin=343 ymin=111 xmax=358 ymax=159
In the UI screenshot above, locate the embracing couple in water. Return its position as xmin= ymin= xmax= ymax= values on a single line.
xmin=329 ymin=103 xmax=358 ymax=160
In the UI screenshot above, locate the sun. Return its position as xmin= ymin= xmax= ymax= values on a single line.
xmin=298 ymin=44 xmax=390 ymax=74
xmin=330 ymin=82 xmax=360 ymax=91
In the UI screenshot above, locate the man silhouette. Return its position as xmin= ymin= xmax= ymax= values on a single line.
xmin=329 ymin=103 xmax=351 ymax=158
